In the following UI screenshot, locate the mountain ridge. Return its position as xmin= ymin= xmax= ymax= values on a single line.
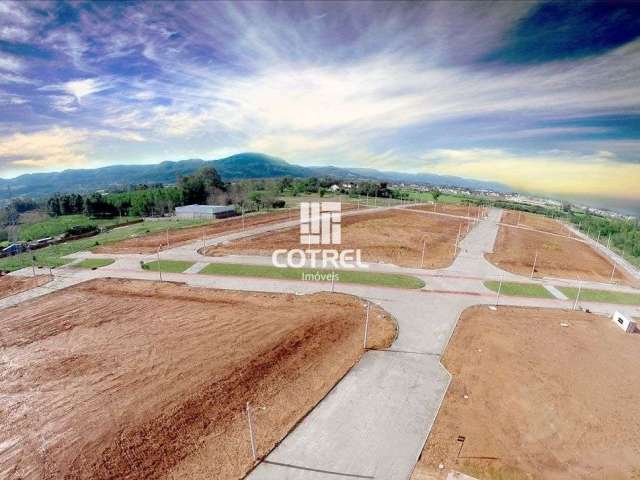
xmin=0 ymin=153 xmax=509 ymax=199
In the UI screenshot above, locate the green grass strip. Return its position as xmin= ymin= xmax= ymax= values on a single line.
xmin=558 ymin=287 xmax=640 ymax=305
xmin=142 ymin=260 xmax=195 ymax=273
xmin=484 ymin=280 xmax=554 ymax=298
xmin=0 ymin=218 xmax=207 ymax=272
xmin=72 ymin=258 xmax=115 ymax=269
xmin=199 ymin=263 xmax=425 ymax=289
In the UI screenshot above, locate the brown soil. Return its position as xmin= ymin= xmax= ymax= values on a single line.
xmin=206 ymin=209 xmax=472 ymax=269
xmin=0 ymin=278 xmax=395 ymax=480
xmin=487 ymin=215 xmax=635 ymax=286
xmin=0 ymin=275 xmax=50 ymax=299
xmin=411 ymin=204 xmax=481 ymax=218
xmin=95 ymin=211 xmax=294 ymax=254
xmin=413 ymin=306 xmax=640 ymax=480
xmin=500 ymin=210 xmax=569 ymax=235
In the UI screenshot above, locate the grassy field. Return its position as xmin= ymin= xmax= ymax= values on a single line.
xmin=558 ymin=286 xmax=640 ymax=305
xmin=72 ymin=258 xmax=115 ymax=269
xmin=142 ymin=260 xmax=195 ymax=273
xmin=18 ymin=214 xmax=138 ymax=241
xmin=484 ymin=280 xmax=554 ymax=298
xmin=199 ymin=263 xmax=425 ymax=289
xmin=0 ymin=219 xmax=207 ymax=272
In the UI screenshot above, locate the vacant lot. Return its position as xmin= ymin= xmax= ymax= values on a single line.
xmin=501 ymin=210 xmax=568 ymax=235
xmin=487 ymin=218 xmax=634 ymax=285
xmin=0 ymin=278 xmax=394 ymax=480
xmin=0 ymin=274 xmax=50 ymax=299
xmin=95 ymin=210 xmax=294 ymax=254
xmin=206 ymin=209 xmax=472 ymax=268
xmin=410 ymin=203 xmax=481 ymax=218
xmin=413 ymin=306 xmax=640 ymax=480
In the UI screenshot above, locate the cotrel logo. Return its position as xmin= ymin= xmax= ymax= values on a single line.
xmin=272 ymin=201 xmax=366 ymax=271
xmin=300 ymin=201 xmax=341 ymax=245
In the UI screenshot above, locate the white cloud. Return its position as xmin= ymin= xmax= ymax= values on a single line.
xmin=0 ymin=127 xmax=145 ymax=174
xmin=0 ymin=127 xmax=89 ymax=171
xmin=0 ymin=54 xmax=24 ymax=72
xmin=0 ymin=25 xmax=31 ymax=42
xmin=41 ymin=78 xmax=110 ymax=111
xmin=63 ymin=78 xmax=109 ymax=102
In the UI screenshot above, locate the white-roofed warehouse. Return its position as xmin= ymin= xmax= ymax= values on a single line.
xmin=175 ymin=204 xmax=236 ymax=219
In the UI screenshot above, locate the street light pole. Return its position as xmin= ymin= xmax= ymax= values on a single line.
xmin=530 ymin=251 xmax=538 ymax=279
xmin=573 ymin=278 xmax=582 ymax=311
xmin=156 ymin=245 xmax=163 ymax=282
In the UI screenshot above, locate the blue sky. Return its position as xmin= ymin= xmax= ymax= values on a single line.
xmin=0 ymin=1 xmax=639 ymax=210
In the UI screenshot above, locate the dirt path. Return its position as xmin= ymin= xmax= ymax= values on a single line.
xmin=413 ymin=305 xmax=640 ymax=480
xmin=0 ymin=278 xmax=395 ymax=480
xmin=95 ymin=211 xmax=294 ymax=254
xmin=206 ymin=209 xmax=472 ymax=269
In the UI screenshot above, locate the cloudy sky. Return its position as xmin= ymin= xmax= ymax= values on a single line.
xmin=0 ymin=1 xmax=639 ymax=211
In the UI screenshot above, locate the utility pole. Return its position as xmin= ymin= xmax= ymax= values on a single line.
xmin=496 ymin=274 xmax=503 ymax=307
xmin=454 ymin=224 xmax=461 ymax=257
xmin=609 ymin=263 xmax=617 ymax=283
xmin=420 ymin=238 xmax=427 ymax=268
xmin=530 ymin=251 xmax=538 ymax=279
xmin=246 ymin=402 xmax=258 ymax=461
xmin=573 ymin=278 xmax=582 ymax=311
xmin=363 ymin=301 xmax=370 ymax=349
xmin=156 ymin=245 xmax=163 ymax=282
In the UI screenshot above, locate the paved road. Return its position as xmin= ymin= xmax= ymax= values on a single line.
xmin=3 ymin=206 xmax=640 ymax=479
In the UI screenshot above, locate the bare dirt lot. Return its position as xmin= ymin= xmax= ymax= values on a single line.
xmin=95 ymin=210 xmax=294 ymax=254
xmin=413 ymin=306 xmax=640 ymax=480
xmin=0 ymin=278 xmax=395 ymax=480
xmin=0 ymin=275 xmax=50 ymax=299
xmin=206 ymin=209 xmax=472 ymax=269
xmin=487 ymin=213 xmax=635 ymax=285
xmin=411 ymin=203 xmax=481 ymax=218
xmin=501 ymin=210 xmax=569 ymax=235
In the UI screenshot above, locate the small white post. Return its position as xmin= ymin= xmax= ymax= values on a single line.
xmin=156 ymin=245 xmax=163 ymax=282
xmin=363 ymin=302 xmax=370 ymax=349
xmin=496 ymin=274 xmax=503 ymax=306
xmin=530 ymin=251 xmax=538 ymax=279
xmin=420 ymin=238 xmax=427 ymax=268
xmin=573 ymin=279 xmax=582 ymax=311
xmin=246 ymin=402 xmax=257 ymax=461
xmin=331 ymin=270 xmax=335 ymax=292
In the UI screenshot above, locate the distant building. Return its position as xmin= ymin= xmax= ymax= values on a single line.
xmin=175 ymin=204 xmax=236 ymax=220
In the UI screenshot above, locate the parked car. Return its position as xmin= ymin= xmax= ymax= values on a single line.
xmin=2 ymin=242 xmax=26 ymax=256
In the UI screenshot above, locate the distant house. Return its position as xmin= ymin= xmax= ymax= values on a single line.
xmin=175 ymin=204 xmax=236 ymax=220
xmin=330 ymin=184 xmax=340 ymax=192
